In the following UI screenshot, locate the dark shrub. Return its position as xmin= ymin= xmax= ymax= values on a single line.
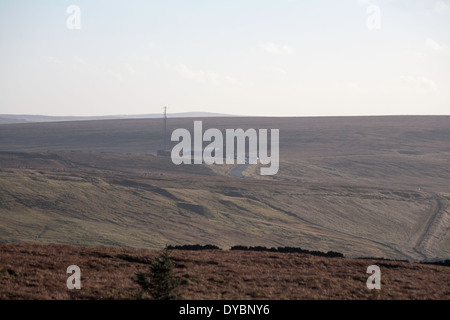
xmin=134 ymin=248 xmax=180 ymax=300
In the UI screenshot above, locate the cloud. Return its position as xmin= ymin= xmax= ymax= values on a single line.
xmin=399 ymin=76 xmax=439 ymax=93
xmin=411 ymin=51 xmax=424 ymax=59
xmin=272 ymin=67 xmax=287 ymax=75
xmin=47 ymin=56 xmax=64 ymax=66
xmin=425 ymin=38 xmax=449 ymax=54
xmin=434 ymin=0 xmax=450 ymax=13
xmin=124 ymin=63 xmax=137 ymax=75
xmin=425 ymin=38 xmax=442 ymax=51
xmin=73 ymin=56 xmax=87 ymax=66
xmin=177 ymin=63 xmax=219 ymax=82
xmin=260 ymin=42 xmax=294 ymax=55
xmin=341 ymin=82 xmax=362 ymax=92
xmin=331 ymin=81 xmax=363 ymax=93
xmin=260 ymin=66 xmax=288 ymax=75
xmin=165 ymin=63 xmax=240 ymax=85
xmin=107 ymin=69 xmax=122 ymax=81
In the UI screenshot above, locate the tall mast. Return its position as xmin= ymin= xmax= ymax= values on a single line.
xmin=163 ymin=106 xmax=167 ymax=150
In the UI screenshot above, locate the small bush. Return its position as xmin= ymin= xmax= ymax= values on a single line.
xmin=167 ymin=244 xmax=221 ymax=251
xmin=229 ymin=245 xmax=344 ymax=258
xmin=133 ymin=248 xmax=181 ymax=300
xmin=116 ymin=253 xmax=151 ymax=264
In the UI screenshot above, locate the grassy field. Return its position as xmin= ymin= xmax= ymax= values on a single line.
xmin=0 ymin=244 xmax=448 ymax=300
xmin=0 ymin=116 xmax=449 ymax=263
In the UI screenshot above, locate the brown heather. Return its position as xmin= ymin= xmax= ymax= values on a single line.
xmin=0 ymin=244 xmax=448 ymax=300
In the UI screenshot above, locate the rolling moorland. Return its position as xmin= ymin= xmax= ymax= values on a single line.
xmin=0 ymin=116 xmax=449 ymax=262
xmin=0 ymin=115 xmax=449 ymax=299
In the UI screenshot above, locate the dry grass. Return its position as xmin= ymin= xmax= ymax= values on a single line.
xmin=0 ymin=151 xmax=448 ymax=260
xmin=0 ymin=244 xmax=448 ymax=300
xmin=0 ymin=116 xmax=449 ymax=261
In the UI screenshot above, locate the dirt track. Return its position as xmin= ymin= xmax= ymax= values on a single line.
xmin=414 ymin=193 xmax=449 ymax=259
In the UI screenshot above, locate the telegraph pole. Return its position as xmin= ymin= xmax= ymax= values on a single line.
xmin=163 ymin=106 xmax=167 ymax=151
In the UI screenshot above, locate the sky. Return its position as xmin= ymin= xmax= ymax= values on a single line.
xmin=0 ymin=0 xmax=449 ymax=117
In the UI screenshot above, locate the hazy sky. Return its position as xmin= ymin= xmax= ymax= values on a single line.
xmin=0 ymin=0 xmax=449 ymax=116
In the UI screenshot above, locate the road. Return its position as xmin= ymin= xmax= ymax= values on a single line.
xmin=413 ymin=193 xmax=448 ymax=260
xmin=229 ymin=164 xmax=249 ymax=178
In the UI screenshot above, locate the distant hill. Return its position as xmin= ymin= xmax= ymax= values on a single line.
xmin=0 ymin=112 xmax=236 ymax=124
xmin=0 ymin=117 xmax=31 ymax=124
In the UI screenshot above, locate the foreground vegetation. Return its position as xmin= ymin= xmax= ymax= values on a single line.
xmin=0 ymin=244 xmax=449 ymax=300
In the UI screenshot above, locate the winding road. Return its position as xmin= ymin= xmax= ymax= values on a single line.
xmin=229 ymin=164 xmax=249 ymax=178
xmin=413 ymin=192 xmax=448 ymax=260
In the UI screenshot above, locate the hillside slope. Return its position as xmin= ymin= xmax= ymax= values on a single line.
xmin=0 ymin=116 xmax=449 ymax=260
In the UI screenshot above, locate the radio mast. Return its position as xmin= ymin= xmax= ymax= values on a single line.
xmin=163 ymin=106 xmax=167 ymax=151
xmin=157 ymin=106 xmax=170 ymax=156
